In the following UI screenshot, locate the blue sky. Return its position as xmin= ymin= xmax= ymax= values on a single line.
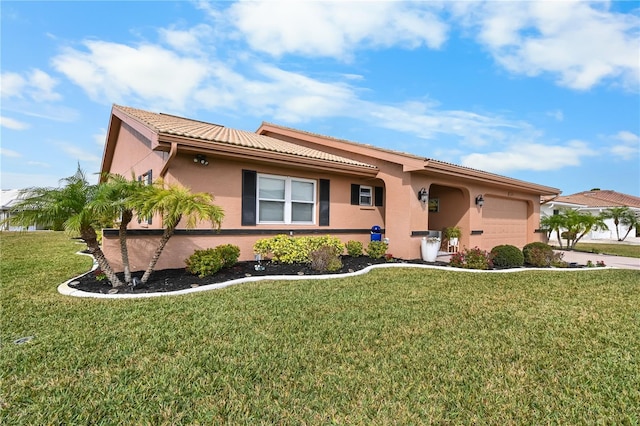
xmin=2 ymin=1 xmax=639 ymax=196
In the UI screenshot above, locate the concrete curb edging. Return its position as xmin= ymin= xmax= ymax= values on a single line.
xmin=58 ymin=258 xmax=617 ymax=300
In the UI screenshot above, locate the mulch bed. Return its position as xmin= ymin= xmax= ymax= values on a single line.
xmin=69 ymin=256 xmax=449 ymax=295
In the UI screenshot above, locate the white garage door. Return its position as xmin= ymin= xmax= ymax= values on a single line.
xmin=482 ymin=197 xmax=528 ymax=248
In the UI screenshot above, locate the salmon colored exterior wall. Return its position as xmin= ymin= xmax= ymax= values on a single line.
xmin=103 ymin=124 xmax=388 ymax=271
xmin=102 ymin=112 xmax=553 ymax=272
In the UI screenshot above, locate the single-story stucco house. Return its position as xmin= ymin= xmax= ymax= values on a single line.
xmin=541 ymin=190 xmax=640 ymax=243
xmin=1 ymin=189 xmax=43 ymax=231
xmin=100 ymin=105 xmax=559 ymax=271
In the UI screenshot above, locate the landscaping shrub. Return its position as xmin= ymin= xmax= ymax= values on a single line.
xmin=185 ymin=249 xmax=225 ymax=278
xmin=366 ymin=241 xmax=388 ymax=259
xmin=523 ymin=242 xmax=555 ymax=267
xmin=345 ymin=240 xmax=364 ymax=257
xmin=215 ymin=244 xmax=241 ymax=268
xmin=449 ymin=247 xmax=493 ymax=270
xmin=490 ymin=245 xmax=524 ymax=268
xmin=185 ymin=244 xmax=241 ymax=277
xmin=309 ymin=245 xmax=343 ymax=272
xmin=253 ymin=235 xmax=344 ymax=264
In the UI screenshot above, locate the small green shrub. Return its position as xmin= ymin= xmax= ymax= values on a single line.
xmin=490 ymin=245 xmax=524 ymax=268
xmin=185 ymin=249 xmax=224 ymax=278
xmin=345 ymin=240 xmax=364 ymax=257
xmin=185 ymin=244 xmax=241 ymax=277
xmin=309 ymin=245 xmax=343 ymax=272
xmin=523 ymin=242 xmax=555 ymax=267
xmin=449 ymin=247 xmax=493 ymax=270
xmin=215 ymin=244 xmax=241 ymax=268
xmin=366 ymin=241 xmax=388 ymax=259
xmin=253 ymin=235 xmax=344 ymax=264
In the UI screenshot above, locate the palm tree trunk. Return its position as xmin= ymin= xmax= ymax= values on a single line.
xmin=555 ymin=229 xmax=563 ymax=249
xmin=140 ymin=226 xmax=175 ymax=284
xmin=119 ymin=210 xmax=133 ymax=284
xmin=614 ymin=219 xmax=621 ymax=241
xmin=81 ymin=227 xmax=124 ymax=288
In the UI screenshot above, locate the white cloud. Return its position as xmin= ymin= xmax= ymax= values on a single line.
xmin=226 ymin=1 xmax=448 ymax=59
xmin=455 ymin=0 xmax=640 ymax=91
xmin=1 ymin=69 xmax=61 ymax=101
xmin=366 ymin=101 xmax=531 ymax=147
xmin=51 ymin=41 xmax=210 ymax=110
xmin=159 ymin=24 xmax=213 ymax=53
xmin=609 ymin=130 xmax=639 ymax=160
xmin=460 ymin=140 xmax=597 ymax=173
xmin=0 ymin=116 xmax=29 ymax=130
xmin=0 ymin=148 xmax=22 ymax=158
xmin=26 ymin=161 xmax=51 ymax=168
xmin=613 ymin=130 xmax=640 ymax=143
xmin=93 ymin=129 xmax=107 ymax=146
xmin=55 ymin=142 xmax=102 ymax=164
xmin=0 ymin=72 xmax=26 ymax=98
xmin=547 ymin=110 xmax=564 ymax=121
xmin=27 ymin=69 xmax=62 ymax=102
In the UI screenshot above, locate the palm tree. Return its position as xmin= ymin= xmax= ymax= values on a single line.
xmin=560 ymin=209 xmax=608 ymax=249
xmin=5 ymin=167 xmax=124 ymax=287
xmin=90 ymin=174 xmax=144 ymax=284
xmin=131 ymin=179 xmax=225 ymax=284
xmin=600 ymin=206 xmax=631 ymax=241
xmin=540 ymin=213 xmax=566 ymax=249
xmin=619 ymin=210 xmax=640 ymax=241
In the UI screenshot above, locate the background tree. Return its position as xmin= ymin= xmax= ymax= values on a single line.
xmin=90 ymin=174 xmax=144 ymax=284
xmin=132 ymin=179 xmax=224 ymax=284
xmin=619 ymin=210 xmax=640 ymax=241
xmin=600 ymin=206 xmax=632 ymax=241
xmin=540 ymin=213 xmax=566 ymax=249
xmin=4 ymin=167 xmax=124 ymax=287
xmin=559 ymin=209 xmax=608 ymax=249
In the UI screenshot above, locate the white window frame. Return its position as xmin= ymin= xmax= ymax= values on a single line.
xmin=359 ymin=185 xmax=373 ymax=206
xmin=138 ymin=170 xmax=153 ymax=225
xmin=257 ymin=174 xmax=316 ymax=225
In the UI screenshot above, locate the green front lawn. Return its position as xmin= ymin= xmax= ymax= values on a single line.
xmin=2 ymin=231 xmax=639 ymax=424
xmin=573 ymin=242 xmax=640 ymax=258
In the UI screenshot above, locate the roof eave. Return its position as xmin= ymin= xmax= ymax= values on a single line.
xmin=156 ymin=138 xmax=379 ymax=178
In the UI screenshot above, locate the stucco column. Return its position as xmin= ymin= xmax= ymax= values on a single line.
xmin=377 ymin=167 xmax=425 ymax=260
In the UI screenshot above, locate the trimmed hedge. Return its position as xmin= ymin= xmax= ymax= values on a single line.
xmin=491 ymin=245 xmax=524 ymax=268
xmin=185 ymin=244 xmax=241 ymax=278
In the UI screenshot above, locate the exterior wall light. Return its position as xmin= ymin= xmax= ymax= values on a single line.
xmin=194 ymin=154 xmax=209 ymax=166
xmin=475 ymin=194 xmax=484 ymax=207
xmin=418 ymin=187 xmax=428 ymax=203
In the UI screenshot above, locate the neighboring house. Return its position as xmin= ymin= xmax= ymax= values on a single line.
xmin=0 ymin=189 xmax=41 ymax=231
xmin=100 ymin=105 xmax=559 ymax=271
xmin=541 ymin=190 xmax=640 ymax=243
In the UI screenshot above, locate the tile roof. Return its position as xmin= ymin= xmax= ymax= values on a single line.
xmin=555 ymin=190 xmax=640 ymax=208
xmin=113 ymin=105 xmax=376 ymax=169
xmin=259 ymin=122 xmax=559 ymax=195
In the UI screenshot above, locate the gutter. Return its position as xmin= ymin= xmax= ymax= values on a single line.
xmin=159 ymin=142 xmax=178 ymax=178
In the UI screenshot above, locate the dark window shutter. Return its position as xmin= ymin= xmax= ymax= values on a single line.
xmin=319 ymin=179 xmax=330 ymax=226
xmin=351 ymin=184 xmax=359 ymax=205
xmin=374 ymin=186 xmax=383 ymax=207
xmin=242 ymin=170 xmax=257 ymax=226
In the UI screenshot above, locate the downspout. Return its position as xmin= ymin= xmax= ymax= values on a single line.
xmin=160 ymin=142 xmax=178 ymax=178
